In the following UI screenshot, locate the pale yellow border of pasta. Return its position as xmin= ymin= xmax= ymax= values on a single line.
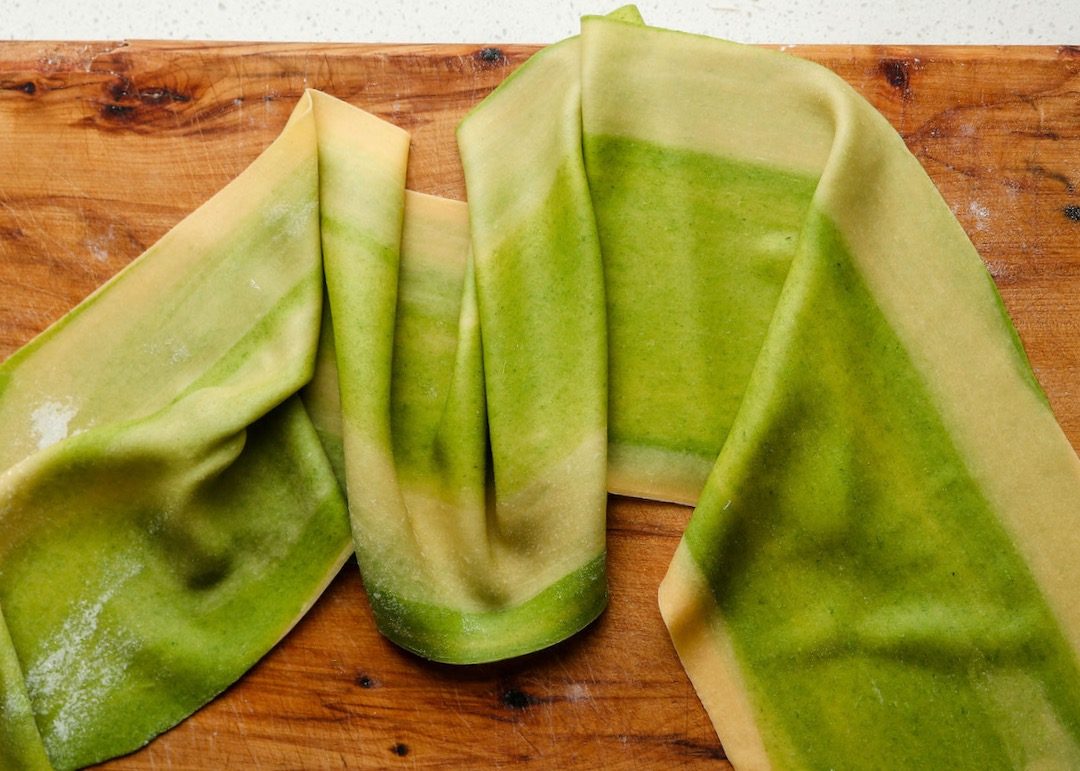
xmin=659 ymin=541 xmax=772 ymax=771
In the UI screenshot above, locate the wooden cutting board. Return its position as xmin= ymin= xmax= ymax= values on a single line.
xmin=1 ymin=40 xmax=1078 ymax=769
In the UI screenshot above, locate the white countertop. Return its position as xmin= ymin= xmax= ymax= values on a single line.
xmin=6 ymin=0 xmax=1078 ymax=44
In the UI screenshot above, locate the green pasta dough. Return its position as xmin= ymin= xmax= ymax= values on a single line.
xmin=2 ymin=7 xmax=1079 ymax=769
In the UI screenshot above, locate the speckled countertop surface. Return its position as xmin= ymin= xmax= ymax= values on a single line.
xmin=5 ymin=0 xmax=1079 ymax=43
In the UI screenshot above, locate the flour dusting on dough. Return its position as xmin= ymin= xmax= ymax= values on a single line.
xmin=264 ymin=199 xmax=318 ymax=239
xmin=3 ymin=678 xmax=30 ymax=720
xmin=142 ymin=339 xmax=192 ymax=366
xmin=24 ymin=554 xmax=144 ymax=755
xmin=169 ymin=342 xmax=191 ymax=364
xmin=30 ymin=400 xmax=78 ymax=450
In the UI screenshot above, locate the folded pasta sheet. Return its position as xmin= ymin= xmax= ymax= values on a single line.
xmin=462 ymin=11 xmax=1080 ymax=768
xmin=581 ymin=16 xmax=1080 ymax=771
xmin=0 ymin=84 xmax=610 ymax=766
xmin=0 ymin=92 xmax=353 ymax=769
xmin=2 ymin=7 xmax=1079 ymax=769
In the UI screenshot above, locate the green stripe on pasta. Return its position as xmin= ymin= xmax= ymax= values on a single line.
xmin=585 ymin=133 xmax=818 ymax=504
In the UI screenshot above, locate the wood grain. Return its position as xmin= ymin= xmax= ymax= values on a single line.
xmin=0 ymin=40 xmax=1078 ymax=769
